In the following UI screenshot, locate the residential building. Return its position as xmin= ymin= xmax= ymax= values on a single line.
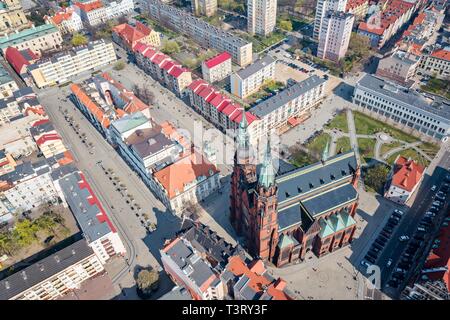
xmin=104 ymin=0 xmax=134 ymax=19
xmin=133 ymin=42 xmax=192 ymax=97
xmin=201 ymin=51 xmax=232 ymax=83
xmin=357 ymin=0 xmax=421 ymax=49
xmin=353 ymin=74 xmax=450 ymax=141
xmin=230 ymin=55 xmax=276 ymax=98
xmin=249 ymin=76 xmax=327 ymax=135
xmin=0 ymin=161 xmax=59 ymax=211
xmin=345 ymin=0 xmax=368 ymax=20
xmin=112 ymin=22 xmax=161 ymax=52
xmin=0 ymin=239 xmax=105 ymax=300
xmin=52 ymin=166 xmax=127 ymax=264
xmin=4 ymin=46 xmax=39 ymax=85
xmin=317 ymin=11 xmax=354 ymax=62
xmin=0 ymin=23 xmax=63 ymax=54
xmin=145 ymin=0 xmax=252 ymax=66
xmin=418 ymin=47 xmax=450 ymax=80
xmin=74 ymin=1 xmax=108 ymax=27
xmin=191 ymin=0 xmax=217 ymax=17
xmin=313 ymin=0 xmax=348 ymax=39
xmin=160 ymin=236 xmax=225 ymax=300
xmin=159 ymin=286 xmax=193 ymax=300
xmin=0 ymin=0 xmax=29 ymax=34
xmin=186 ymin=79 xmax=260 ymax=142
xmin=0 ymin=63 xmax=18 ymax=99
xmin=0 ymin=149 xmax=16 ymax=175
xmin=30 ymin=119 xmax=67 ymax=158
xmin=384 ymin=156 xmax=425 ymax=205
xmin=28 ymin=40 xmax=117 ymax=88
xmin=151 ymin=150 xmax=220 ymax=214
xmin=0 ymin=95 xmax=22 ymax=124
xmin=44 ymin=7 xmax=84 ymax=35
xmin=222 ymin=255 xmax=292 ymax=300
xmin=230 ymin=120 xmax=359 ymax=267
xmin=247 ymin=0 xmax=277 ymax=36
xmin=376 ymin=50 xmax=420 ymax=87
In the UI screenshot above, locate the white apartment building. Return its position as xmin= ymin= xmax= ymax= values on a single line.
xmin=161 ymin=237 xmax=225 ymax=300
xmin=151 ymin=151 xmax=221 ymax=215
xmin=0 ymin=96 xmax=21 ymax=125
xmin=313 ymin=0 xmax=348 ymax=39
xmin=0 ymin=23 xmax=63 ymax=54
xmin=376 ymin=50 xmax=420 ymax=86
xmin=104 ymin=0 xmax=134 ymax=19
xmin=146 ymin=0 xmax=253 ymax=66
xmin=418 ymin=47 xmax=450 ymax=80
xmin=249 ymin=76 xmax=327 ymax=135
xmin=247 ymin=0 xmax=277 ymax=36
xmin=0 ymin=240 xmax=105 ymax=300
xmin=230 ymin=55 xmax=276 ymax=98
xmin=317 ymin=11 xmax=354 ymax=62
xmin=45 ymin=7 xmax=84 ymax=35
xmin=191 ymin=0 xmax=217 ymax=17
xmin=74 ymin=0 xmax=108 ymax=27
xmin=201 ymin=52 xmax=232 ymax=83
xmin=53 ymin=167 xmax=127 ymax=264
xmin=353 ymin=74 xmax=450 ymax=142
xmin=0 ymin=161 xmax=58 ymax=212
xmin=29 ymin=40 xmax=116 ymax=88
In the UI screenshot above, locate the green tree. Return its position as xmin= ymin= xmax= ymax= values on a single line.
xmin=71 ymin=33 xmax=88 ymax=46
xmin=364 ymin=164 xmax=390 ymax=194
xmin=136 ymin=268 xmax=159 ymax=299
xmin=278 ymin=20 xmax=293 ymax=32
xmin=113 ymin=61 xmax=125 ymax=71
xmin=161 ymin=40 xmax=180 ymax=54
xmin=348 ymin=32 xmax=371 ymax=59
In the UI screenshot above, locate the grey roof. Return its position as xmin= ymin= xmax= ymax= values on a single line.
xmin=234 ymin=55 xmax=276 ymax=80
xmin=129 ymin=129 xmax=176 ymax=159
xmin=0 ymin=161 xmax=35 ymax=183
xmin=302 ymin=183 xmax=358 ymax=216
xmin=276 ymin=151 xmax=358 ymax=203
xmin=164 ymin=238 xmax=216 ymax=288
xmin=0 ymin=63 xmax=14 ymax=85
xmin=278 ymin=204 xmax=302 ymax=231
xmin=50 ymin=164 xmax=78 ymax=181
xmin=158 ymin=286 xmax=192 ymax=300
xmin=0 ymin=239 xmax=94 ymax=300
xmin=250 ymin=75 xmax=326 ymax=118
xmin=0 ymin=149 xmax=5 ymax=158
xmin=29 ymin=121 xmax=55 ymax=136
xmin=13 ymin=87 xmax=35 ymax=99
xmin=357 ymin=74 xmax=450 ymax=120
xmin=57 ymin=171 xmax=113 ymax=242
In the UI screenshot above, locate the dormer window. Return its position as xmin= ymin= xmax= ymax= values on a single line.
xmin=330 ymin=174 xmax=335 ymax=180
xmin=341 ymin=170 xmax=346 ymax=176
xmin=285 ymin=192 xmax=290 ymax=198
xmin=320 ymin=178 xmax=324 ymax=184
xmin=297 ymin=187 xmax=302 ymax=193
xmin=309 ymin=183 xmax=314 ymax=189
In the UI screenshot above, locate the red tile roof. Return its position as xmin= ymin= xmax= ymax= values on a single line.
xmin=5 ymin=47 xmax=31 ymax=74
xmin=74 ymin=0 xmax=103 ymax=12
xmin=70 ymin=83 xmax=111 ymax=128
xmin=32 ymin=118 xmax=50 ymax=127
xmin=49 ymin=8 xmax=75 ymax=25
xmin=431 ymin=48 xmax=450 ymax=61
xmin=36 ymin=133 xmax=62 ymax=146
xmin=226 ymin=256 xmax=292 ymax=300
xmin=391 ymin=156 xmax=425 ymax=192
xmin=204 ymin=51 xmax=232 ymax=69
xmin=112 ymin=23 xmax=152 ymax=49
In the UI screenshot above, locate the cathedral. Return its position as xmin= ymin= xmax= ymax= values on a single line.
xmin=230 ymin=114 xmax=360 ymax=267
xmin=0 ymin=0 xmax=29 ymax=34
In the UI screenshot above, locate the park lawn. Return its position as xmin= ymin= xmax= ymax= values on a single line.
xmin=420 ymin=77 xmax=450 ymax=100
xmin=325 ymin=112 xmax=348 ymax=133
xmin=305 ymin=132 xmax=331 ymax=158
xmin=386 ymin=149 xmax=430 ymax=167
xmin=353 ymin=111 xmax=419 ymax=143
xmin=380 ymin=141 xmax=403 ymax=157
xmin=290 ymin=149 xmax=316 ymax=167
xmin=417 ymin=142 xmax=440 ymax=158
xmin=335 ymin=137 xmax=351 ymax=153
xmin=358 ymin=138 xmax=376 ymax=163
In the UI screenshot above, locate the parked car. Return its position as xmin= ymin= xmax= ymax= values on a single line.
xmin=386 ymin=258 xmax=393 ymax=267
xmin=366 ymin=256 xmax=376 ymax=264
xmin=417 ymin=226 xmax=426 ymax=232
xmin=429 ymin=206 xmax=439 ymax=213
xmin=394 ymin=209 xmax=405 ymax=216
xmin=432 ymin=201 xmax=442 ymax=207
xmin=431 ymin=185 xmax=437 ymax=191
xmin=399 ymin=235 xmax=410 ymax=242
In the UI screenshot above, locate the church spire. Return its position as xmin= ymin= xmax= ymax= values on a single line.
xmin=237 ymin=110 xmax=250 ymax=149
xmin=258 ymin=137 xmax=275 ymax=189
xmin=322 ymin=138 xmax=330 ymax=162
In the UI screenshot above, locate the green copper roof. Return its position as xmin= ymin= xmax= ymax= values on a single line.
xmin=111 ymin=111 xmax=148 ymax=133
xmin=340 ymin=211 xmax=356 ymax=228
xmin=329 ymin=214 xmax=346 ymax=232
xmin=278 ymin=234 xmax=294 ymax=249
xmin=258 ymin=138 xmax=275 ymax=189
xmin=0 ymin=24 xmax=59 ymax=49
xmin=318 ymin=219 xmax=334 ymax=238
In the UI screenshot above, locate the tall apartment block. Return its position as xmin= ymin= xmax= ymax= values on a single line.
xmin=313 ymin=0 xmax=348 ymax=39
xmin=317 ymin=11 xmax=354 ymax=62
xmin=191 ymin=0 xmax=217 ymax=17
xmin=247 ymin=0 xmax=277 ymax=36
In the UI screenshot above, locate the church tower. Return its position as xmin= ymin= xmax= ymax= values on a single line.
xmin=251 ymin=138 xmax=279 ymax=261
xmin=230 ymin=112 xmax=257 ymax=235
